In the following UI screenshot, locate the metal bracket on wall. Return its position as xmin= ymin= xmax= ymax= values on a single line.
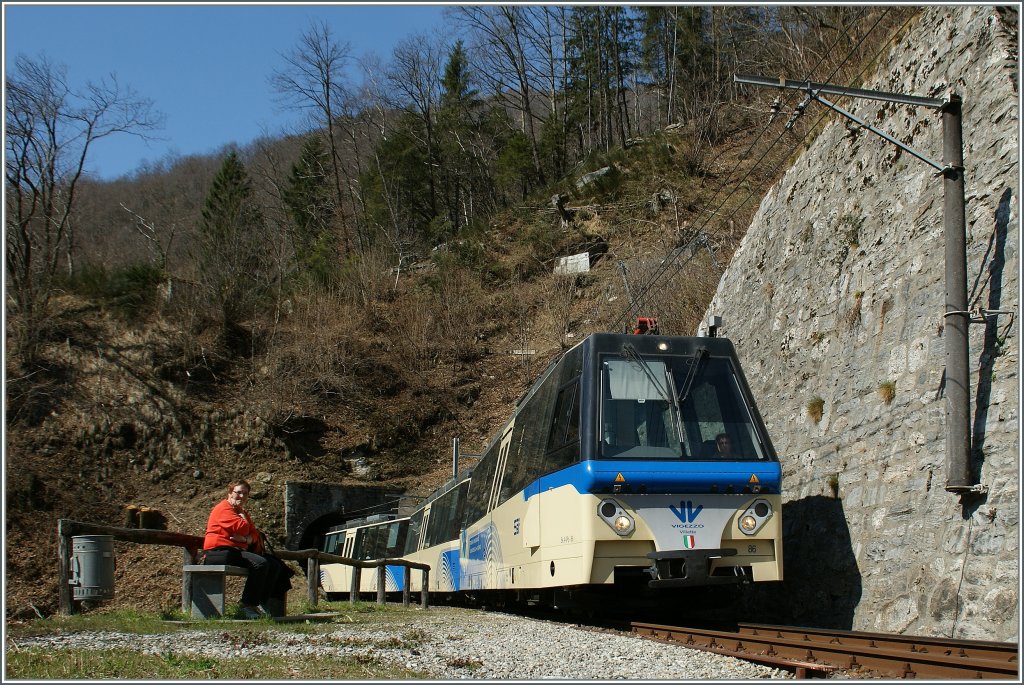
xmin=943 ymin=308 xmax=1017 ymax=325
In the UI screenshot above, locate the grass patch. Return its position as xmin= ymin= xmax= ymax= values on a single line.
xmin=878 ymin=380 xmax=896 ymax=404
xmin=5 ymin=648 xmax=430 ymax=680
xmin=6 ymin=602 xmax=432 ymax=640
xmin=827 ymin=473 xmax=840 ymax=498
xmin=806 ymin=396 xmax=825 ymax=424
xmin=5 ymin=603 xmax=471 ymax=679
xmin=6 ymin=609 xmax=182 ymax=638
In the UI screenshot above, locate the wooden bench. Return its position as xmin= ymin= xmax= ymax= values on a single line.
xmin=181 ymin=563 xmax=287 ymax=619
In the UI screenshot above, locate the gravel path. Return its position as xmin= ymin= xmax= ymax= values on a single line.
xmin=9 ymin=607 xmax=791 ymax=679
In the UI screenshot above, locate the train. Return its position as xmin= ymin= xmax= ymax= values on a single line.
xmin=319 ymin=328 xmax=783 ymax=607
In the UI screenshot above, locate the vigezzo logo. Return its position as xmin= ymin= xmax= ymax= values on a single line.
xmin=669 ymin=501 xmax=704 ymax=528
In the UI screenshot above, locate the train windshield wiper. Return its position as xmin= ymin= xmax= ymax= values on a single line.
xmin=677 ymin=348 xmax=709 ymax=404
xmin=620 ymin=343 xmax=672 ymax=404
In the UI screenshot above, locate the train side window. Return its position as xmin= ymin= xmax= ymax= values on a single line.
xmin=385 ymin=520 xmax=408 ymax=558
xmin=404 ymin=510 xmax=424 ymax=555
xmin=565 ymin=384 xmax=580 ymax=444
xmin=464 ymin=437 xmax=500 ymax=524
xmin=352 ymin=529 xmax=366 ymax=560
xmin=547 ymin=381 xmax=579 ymax=451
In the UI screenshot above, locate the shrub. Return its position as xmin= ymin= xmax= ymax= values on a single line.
xmin=878 ymin=380 xmax=896 ymax=404
xmin=827 ymin=473 xmax=840 ymax=498
xmin=806 ymin=396 xmax=825 ymax=424
xmin=66 ymin=262 xmax=165 ymax=320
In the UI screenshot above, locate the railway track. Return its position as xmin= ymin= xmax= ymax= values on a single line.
xmin=631 ymin=621 xmax=1019 ymax=679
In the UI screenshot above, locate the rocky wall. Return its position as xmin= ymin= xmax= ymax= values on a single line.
xmin=704 ymin=6 xmax=1019 ymax=641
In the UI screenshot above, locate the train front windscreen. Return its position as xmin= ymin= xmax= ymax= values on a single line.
xmin=599 ymin=350 xmax=769 ymax=461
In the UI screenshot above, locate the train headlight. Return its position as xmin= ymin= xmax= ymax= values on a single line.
xmin=598 ymin=499 xmax=634 ymax=536
xmin=738 ymin=499 xmax=773 ymax=536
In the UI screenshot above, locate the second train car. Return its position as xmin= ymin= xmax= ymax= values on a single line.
xmin=320 ymin=329 xmax=783 ymax=604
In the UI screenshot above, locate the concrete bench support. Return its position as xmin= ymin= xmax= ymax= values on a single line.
xmin=183 ymin=564 xmax=250 ymax=618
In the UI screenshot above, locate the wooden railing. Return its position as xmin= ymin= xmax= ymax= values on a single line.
xmin=57 ymin=519 xmax=431 ymax=615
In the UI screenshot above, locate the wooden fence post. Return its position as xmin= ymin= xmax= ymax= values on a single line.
xmin=402 ymin=566 xmax=412 ymax=607
xmin=181 ymin=547 xmax=194 ymax=615
xmin=420 ymin=568 xmax=430 ymax=609
xmin=57 ymin=519 xmax=75 ymax=615
xmin=306 ymin=555 xmax=319 ymax=608
xmin=350 ymin=566 xmax=361 ymax=605
xmin=376 ymin=563 xmax=386 ymax=604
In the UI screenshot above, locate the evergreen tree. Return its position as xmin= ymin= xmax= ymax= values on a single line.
xmin=437 ymin=41 xmax=488 ymax=237
xmin=197 ymin=151 xmax=272 ymax=325
xmin=361 ymin=111 xmax=434 ymax=246
xmin=283 ymin=135 xmax=339 ymax=288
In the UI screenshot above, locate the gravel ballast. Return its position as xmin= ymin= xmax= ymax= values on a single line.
xmin=9 ymin=607 xmax=792 ymax=679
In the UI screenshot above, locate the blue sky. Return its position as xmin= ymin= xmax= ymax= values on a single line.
xmin=4 ymin=3 xmax=452 ymax=180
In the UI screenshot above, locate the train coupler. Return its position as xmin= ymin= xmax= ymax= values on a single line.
xmin=646 ymin=548 xmax=748 ymax=588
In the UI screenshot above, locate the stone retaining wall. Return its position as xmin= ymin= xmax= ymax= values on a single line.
xmin=705 ymin=6 xmax=1019 ymax=641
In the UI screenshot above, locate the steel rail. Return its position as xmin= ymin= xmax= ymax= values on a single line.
xmin=632 ymin=621 xmax=1019 ymax=680
xmin=738 ymin=622 xmax=1017 ymax=667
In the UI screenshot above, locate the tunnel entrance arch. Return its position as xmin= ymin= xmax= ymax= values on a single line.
xmin=284 ymin=481 xmax=405 ymax=551
xmin=298 ymin=511 xmax=349 ymax=555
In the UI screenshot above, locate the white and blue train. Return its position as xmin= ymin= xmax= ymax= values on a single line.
xmin=320 ymin=330 xmax=783 ymax=605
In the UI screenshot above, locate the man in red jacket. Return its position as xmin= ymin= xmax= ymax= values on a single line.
xmin=202 ymin=479 xmax=291 ymax=618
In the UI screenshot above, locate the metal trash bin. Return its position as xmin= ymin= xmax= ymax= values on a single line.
xmin=71 ymin=535 xmax=115 ymax=601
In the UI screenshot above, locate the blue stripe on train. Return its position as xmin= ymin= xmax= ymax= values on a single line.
xmin=441 ymin=549 xmax=461 ymax=591
xmin=522 ymin=459 xmax=782 ymax=500
xmin=385 ymin=564 xmax=406 ymax=591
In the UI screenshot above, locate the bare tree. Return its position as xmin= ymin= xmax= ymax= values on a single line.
xmin=453 ymin=6 xmax=545 ymax=184
xmin=5 ymin=54 xmax=162 ymax=355
xmin=271 ymin=22 xmax=355 ymax=253
xmin=386 ymin=33 xmax=444 ymax=218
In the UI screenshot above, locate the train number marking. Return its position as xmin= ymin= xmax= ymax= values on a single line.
xmin=748 ymin=544 xmax=758 ymax=554
xmin=513 ymin=518 xmax=520 ymax=536
xmin=560 ymin=535 xmax=575 ymax=544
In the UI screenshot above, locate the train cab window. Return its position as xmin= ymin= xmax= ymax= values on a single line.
xmin=601 ymin=359 xmax=683 ymax=459
xmin=675 ymin=358 xmax=768 ymax=461
xmin=600 ymin=353 xmax=770 ymax=461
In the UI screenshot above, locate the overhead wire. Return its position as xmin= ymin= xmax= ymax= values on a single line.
xmin=614 ymin=7 xmax=880 ymax=331
xmin=611 ymin=7 xmax=909 ymax=332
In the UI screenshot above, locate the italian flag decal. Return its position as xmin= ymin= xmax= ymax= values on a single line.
xmin=682 ymin=534 xmax=696 ymax=549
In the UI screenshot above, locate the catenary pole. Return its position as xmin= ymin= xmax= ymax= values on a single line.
xmin=734 ymin=75 xmax=981 ymax=495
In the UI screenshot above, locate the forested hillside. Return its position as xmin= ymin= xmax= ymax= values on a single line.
xmin=5 ymin=6 xmax=917 ymax=617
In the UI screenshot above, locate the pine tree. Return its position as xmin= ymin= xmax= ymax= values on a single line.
xmin=197 ymin=151 xmax=271 ymax=325
xmin=283 ymin=135 xmax=338 ymax=288
xmin=438 ymin=41 xmax=485 ymax=237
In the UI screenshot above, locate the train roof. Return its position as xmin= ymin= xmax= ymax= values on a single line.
xmin=325 ymin=513 xmax=406 ymax=535
xmin=480 ymin=331 xmax=739 ymax=459
xmin=415 ymin=468 xmax=474 ymax=509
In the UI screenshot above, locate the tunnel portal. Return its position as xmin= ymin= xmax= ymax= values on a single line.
xmin=284 ymin=481 xmax=406 ymax=552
